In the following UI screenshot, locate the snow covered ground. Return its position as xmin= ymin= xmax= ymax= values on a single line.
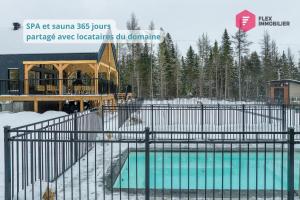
xmin=0 ymin=111 xmax=67 ymax=200
xmin=143 ymin=97 xmax=265 ymax=105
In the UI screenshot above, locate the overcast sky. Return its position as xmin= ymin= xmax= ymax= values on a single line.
xmin=0 ymin=0 xmax=299 ymax=60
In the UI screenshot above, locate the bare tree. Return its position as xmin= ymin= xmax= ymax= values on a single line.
xmin=197 ymin=34 xmax=210 ymax=97
xmin=232 ymin=30 xmax=252 ymax=101
xmin=126 ymin=13 xmax=141 ymax=97
xmin=149 ymin=21 xmax=155 ymax=99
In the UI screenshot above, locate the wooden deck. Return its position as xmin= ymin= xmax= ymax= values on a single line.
xmin=0 ymin=94 xmax=116 ymax=112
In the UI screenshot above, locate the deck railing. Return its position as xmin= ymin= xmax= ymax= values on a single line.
xmin=0 ymin=79 xmax=23 ymax=95
xmin=0 ymin=78 xmax=117 ymax=95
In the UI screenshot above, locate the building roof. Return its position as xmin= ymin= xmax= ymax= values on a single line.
xmin=0 ymin=43 xmax=117 ymax=64
xmin=270 ymin=79 xmax=300 ymax=85
xmin=97 ymin=43 xmax=118 ymax=64
xmin=0 ymin=52 xmax=97 ymax=61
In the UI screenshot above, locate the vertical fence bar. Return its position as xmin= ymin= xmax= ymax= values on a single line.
xmin=242 ymin=104 xmax=245 ymax=140
xmin=145 ymin=127 xmax=150 ymax=200
xmin=217 ymin=103 xmax=220 ymax=126
xmin=74 ymin=111 xmax=78 ymax=162
xmin=151 ymin=104 xmax=154 ymax=132
xmin=201 ymin=104 xmax=204 ymax=137
xmin=287 ymin=127 xmax=295 ymax=200
xmin=118 ymin=104 xmax=121 ymax=128
xmin=4 ymin=126 xmax=11 ymax=200
xmin=101 ymin=105 xmax=105 ymax=131
xmin=168 ymin=104 xmax=170 ymax=125
xmin=268 ymin=103 xmax=271 ymax=124
xmin=282 ymin=104 xmax=286 ymax=131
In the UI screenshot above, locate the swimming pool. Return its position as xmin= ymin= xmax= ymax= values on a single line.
xmin=113 ymin=151 xmax=300 ymax=190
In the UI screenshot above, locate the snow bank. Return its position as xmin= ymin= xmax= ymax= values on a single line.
xmin=0 ymin=111 xmax=67 ymax=200
xmin=143 ymin=97 xmax=262 ymax=105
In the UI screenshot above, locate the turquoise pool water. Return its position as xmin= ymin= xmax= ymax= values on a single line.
xmin=113 ymin=152 xmax=300 ymax=190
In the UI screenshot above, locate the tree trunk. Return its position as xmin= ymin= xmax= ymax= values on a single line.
xmin=225 ymin=63 xmax=228 ymax=99
xmin=238 ymin=52 xmax=242 ymax=101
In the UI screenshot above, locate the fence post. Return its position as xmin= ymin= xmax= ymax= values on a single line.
xmin=242 ymin=104 xmax=245 ymax=140
xmin=4 ymin=126 xmax=11 ymax=200
xmin=268 ymin=103 xmax=271 ymax=124
xmin=201 ymin=104 xmax=204 ymax=138
xmin=74 ymin=111 xmax=78 ymax=162
xmin=151 ymin=105 xmax=154 ymax=133
xmin=145 ymin=127 xmax=150 ymax=200
xmin=282 ymin=104 xmax=286 ymax=131
xmin=217 ymin=103 xmax=220 ymax=126
xmin=168 ymin=104 xmax=170 ymax=125
xmin=287 ymin=127 xmax=295 ymax=200
xmin=117 ymin=103 xmax=121 ymax=128
xmin=102 ymin=105 xmax=105 ymax=131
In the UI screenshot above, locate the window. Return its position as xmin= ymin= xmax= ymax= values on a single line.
xmin=8 ymin=68 xmax=20 ymax=93
xmin=8 ymin=68 xmax=19 ymax=80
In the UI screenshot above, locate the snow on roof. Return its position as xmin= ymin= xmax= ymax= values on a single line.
xmin=270 ymin=79 xmax=300 ymax=84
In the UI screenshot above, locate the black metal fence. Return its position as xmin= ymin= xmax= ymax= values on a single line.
xmin=112 ymin=104 xmax=300 ymax=133
xmin=4 ymin=109 xmax=103 ymax=200
xmin=4 ymin=104 xmax=300 ymax=200
xmin=117 ymin=99 xmax=144 ymax=128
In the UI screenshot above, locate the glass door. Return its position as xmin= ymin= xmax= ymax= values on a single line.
xmin=274 ymin=88 xmax=284 ymax=104
xmin=8 ymin=68 xmax=19 ymax=94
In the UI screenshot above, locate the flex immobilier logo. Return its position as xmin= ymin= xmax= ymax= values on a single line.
xmin=236 ymin=10 xmax=290 ymax=32
xmin=236 ymin=10 xmax=256 ymax=32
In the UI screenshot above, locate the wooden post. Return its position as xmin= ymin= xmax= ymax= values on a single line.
xmin=94 ymin=64 xmax=99 ymax=95
xmin=24 ymin=64 xmax=29 ymax=95
xmin=34 ymin=99 xmax=38 ymax=112
xmin=108 ymin=43 xmax=111 ymax=64
xmin=99 ymin=96 xmax=103 ymax=108
xmin=116 ymin=71 xmax=119 ymax=86
xmin=107 ymin=71 xmax=111 ymax=94
xmin=80 ymin=100 xmax=84 ymax=112
xmin=58 ymin=67 xmax=63 ymax=95
xmin=108 ymin=44 xmax=111 ymax=95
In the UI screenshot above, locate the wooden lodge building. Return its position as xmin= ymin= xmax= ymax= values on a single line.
xmin=0 ymin=43 xmax=119 ymax=112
